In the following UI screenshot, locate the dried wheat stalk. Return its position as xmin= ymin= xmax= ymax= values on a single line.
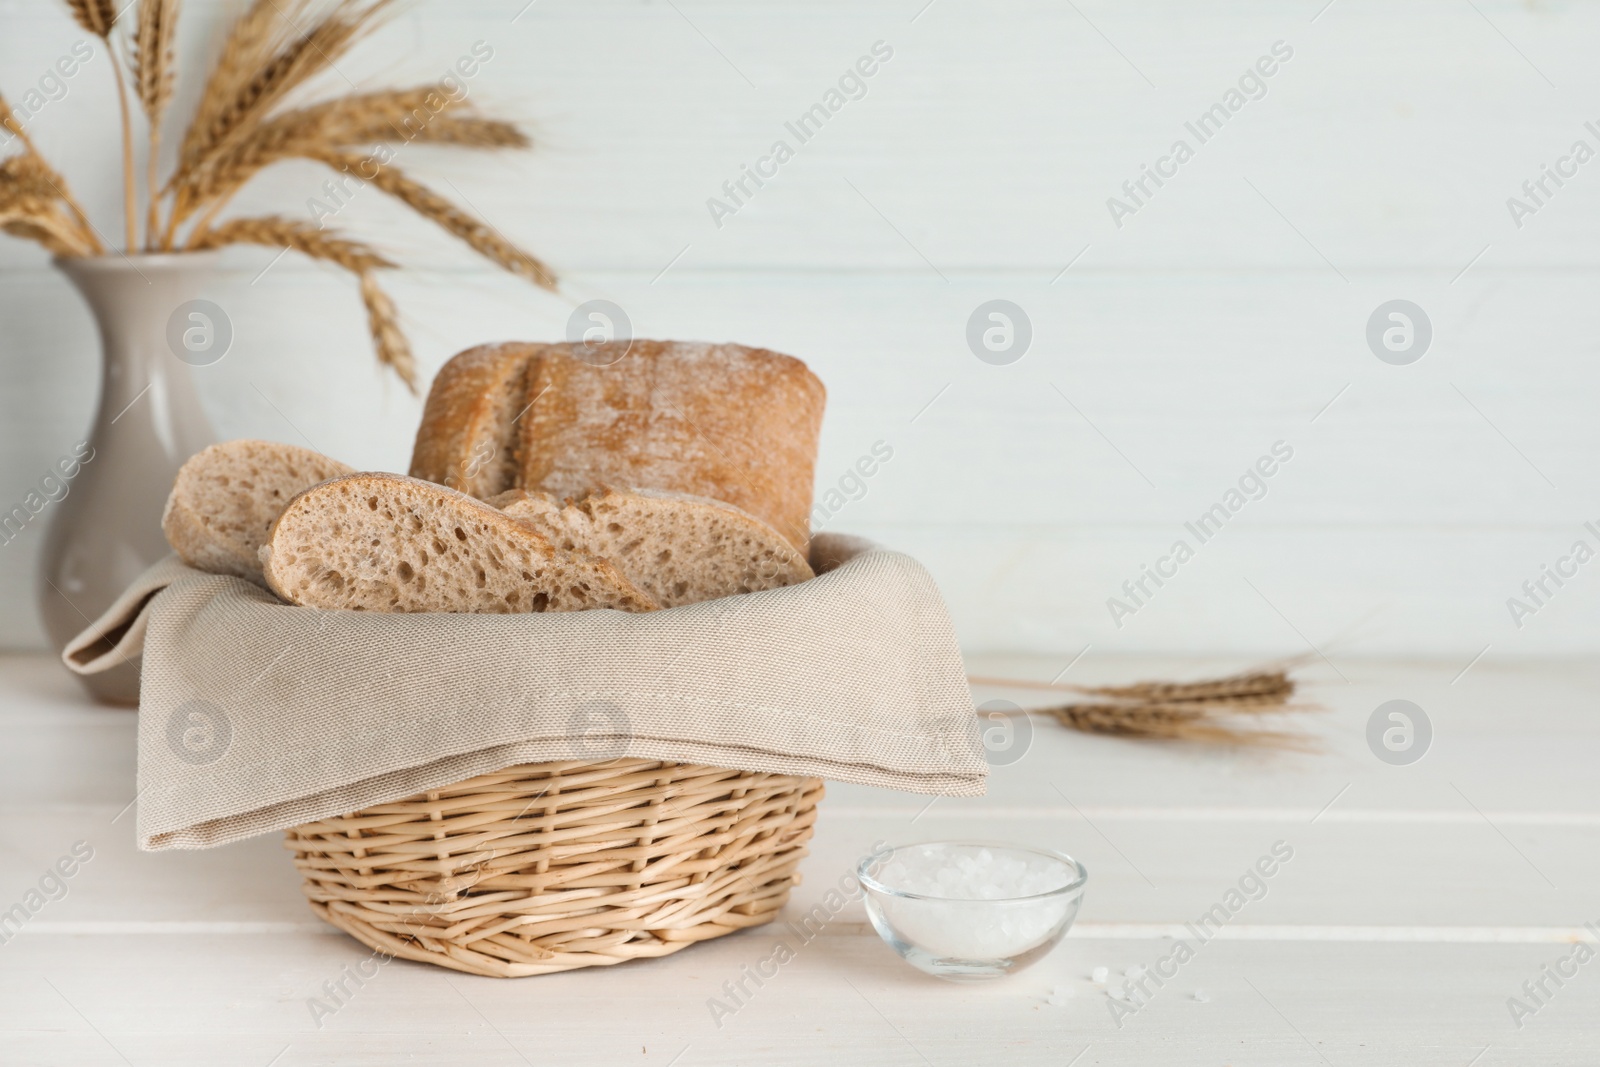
xmin=357 ymin=271 xmax=415 ymax=388
xmin=131 ymin=0 xmax=178 ymax=117
xmin=312 ymin=149 xmax=556 ymax=288
xmin=0 ymin=175 xmax=93 ymax=255
xmin=64 ymin=0 xmax=118 ymax=37
xmin=0 ymin=170 xmax=95 ymax=256
xmin=2 ymin=155 xmax=70 ymax=203
xmin=173 ymin=86 xmax=523 ymax=240
xmin=2 ymin=218 xmax=85 ymax=257
xmin=131 ymin=0 xmax=178 ymax=249
xmin=167 ymin=0 xmax=296 ymax=199
xmin=0 ymin=200 xmax=90 ymax=258
xmin=5 ymin=0 xmax=549 ymax=390
xmin=287 ymin=86 xmax=529 ymax=148
xmin=65 ymin=0 xmax=137 ymax=249
xmin=0 ymin=104 xmax=102 ymax=254
xmin=406 ymin=113 xmax=528 ymax=148
xmin=1073 ymin=670 xmax=1296 ymax=706
xmin=1044 ymin=699 xmax=1314 ymax=748
xmin=977 ymin=666 xmax=1318 ymax=748
xmin=171 ymin=0 xmax=393 ymax=194
xmin=0 ymin=92 xmax=31 ymax=149
xmin=189 ymin=214 xmax=394 ymax=272
xmin=161 ymin=0 xmax=375 ymax=248
xmin=190 ymin=214 xmax=415 ymax=387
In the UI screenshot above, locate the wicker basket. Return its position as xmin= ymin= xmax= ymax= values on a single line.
xmin=284 ymin=758 xmax=824 ymax=977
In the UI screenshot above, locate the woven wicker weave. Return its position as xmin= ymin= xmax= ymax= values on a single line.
xmin=285 ymin=759 xmax=824 ymax=977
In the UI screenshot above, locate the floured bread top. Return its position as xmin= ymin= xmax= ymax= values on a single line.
xmin=517 ymin=341 xmax=826 ymax=551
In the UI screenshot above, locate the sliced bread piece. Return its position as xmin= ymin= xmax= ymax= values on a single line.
xmin=514 ymin=341 xmax=826 ymax=552
xmin=162 ymin=440 xmax=355 ymax=585
xmin=491 ymin=486 xmax=814 ymax=609
xmin=262 ymin=473 xmax=658 ymax=614
xmin=408 ymin=341 xmax=546 ymax=498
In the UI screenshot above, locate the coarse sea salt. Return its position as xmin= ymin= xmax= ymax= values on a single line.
xmin=865 ymin=843 xmax=1081 ymax=961
xmin=875 ymin=844 xmax=1076 ymax=900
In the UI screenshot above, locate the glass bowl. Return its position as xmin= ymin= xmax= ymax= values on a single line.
xmin=857 ymin=841 xmax=1087 ymax=981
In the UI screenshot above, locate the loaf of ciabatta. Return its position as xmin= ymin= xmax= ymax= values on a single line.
xmin=408 ymin=340 xmax=826 ymax=552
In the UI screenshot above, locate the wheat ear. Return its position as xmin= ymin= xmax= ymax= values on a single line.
xmin=1074 ymin=670 xmax=1297 ymax=705
xmin=357 ymin=271 xmax=415 ymax=390
xmin=163 ymin=0 xmax=397 ymax=249
xmin=188 ymin=214 xmax=394 ymax=271
xmin=2 ymin=217 xmax=89 ymax=257
xmin=169 ymin=0 xmax=394 ymax=196
xmin=0 ymin=93 xmax=35 ymax=154
xmin=171 ymin=0 xmax=311 ymax=186
xmin=64 ymin=0 xmax=117 ymax=36
xmin=0 ymin=178 xmax=97 ymax=257
xmin=281 ymin=86 xmax=528 ymax=148
xmin=173 ymin=85 xmax=520 ymax=245
xmin=0 ymin=157 xmax=98 ymax=256
xmin=1041 ymin=701 xmax=1316 ymax=748
xmin=311 ymin=149 xmax=556 ymax=288
xmin=132 ymin=0 xmax=180 ymax=250
xmin=0 ymin=96 xmax=103 ymax=254
xmin=977 ymin=666 xmax=1318 ymax=748
xmin=0 ymin=190 xmax=91 ymax=257
xmin=189 ymin=215 xmax=416 ymax=390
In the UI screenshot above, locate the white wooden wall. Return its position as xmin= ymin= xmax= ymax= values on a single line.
xmin=3 ymin=0 xmax=1598 ymax=664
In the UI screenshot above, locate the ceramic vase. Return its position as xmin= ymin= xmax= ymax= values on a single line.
xmin=37 ymin=254 xmax=223 ymax=705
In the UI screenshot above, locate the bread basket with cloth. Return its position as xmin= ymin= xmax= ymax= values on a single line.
xmin=64 ymin=340 xmax=988 ymax=977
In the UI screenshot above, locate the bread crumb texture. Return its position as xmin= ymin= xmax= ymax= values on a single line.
xmin=164 ymin=440 xmax=354 ymax=582
xmin=497 ymin=487 xmax=813 ymax=608
xmin=263 ymin=474 xmax=657 ymax=614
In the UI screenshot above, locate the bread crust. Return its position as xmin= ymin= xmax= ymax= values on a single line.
xmin=261 ymin=472 xmax=658 ymax=614
xmin=408 ymin=342 xmax=546 ymax=498
xmin=515 ymin=341 xmax=826 ymax=551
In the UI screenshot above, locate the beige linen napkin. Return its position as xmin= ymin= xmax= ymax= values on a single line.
xmin=65 ymin=534 xmax=986 ymax=850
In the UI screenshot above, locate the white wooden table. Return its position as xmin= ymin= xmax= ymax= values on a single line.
xmin=1 ymin=651 xmax=1594 ymax=1065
